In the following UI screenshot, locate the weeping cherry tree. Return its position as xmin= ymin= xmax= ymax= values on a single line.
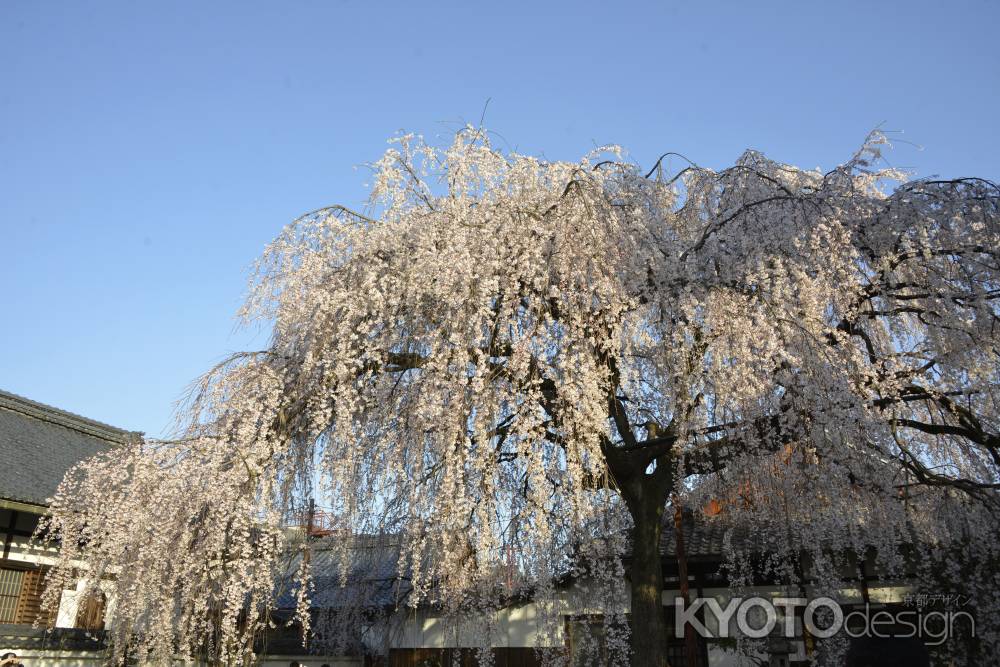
xmin=40 ymin=128 xmax=1000 ymax=666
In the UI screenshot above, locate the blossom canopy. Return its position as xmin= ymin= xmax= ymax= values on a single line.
xmin=42 ymin=128 xmax=1000 ymax=666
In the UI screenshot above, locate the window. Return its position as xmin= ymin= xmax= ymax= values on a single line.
xmin=0 ymin=568 xmax=25 ymax=622
xmin=0 ymin=565 xmax=55 ymax=626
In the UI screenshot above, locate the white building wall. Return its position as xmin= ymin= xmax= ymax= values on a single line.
xmin=390 ymin=577 xmax=633 ymax=650
xmin=387 ymin=577 xmax=914 ymax=664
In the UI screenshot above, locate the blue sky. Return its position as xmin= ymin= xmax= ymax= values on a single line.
xmin=2 ymin=1 xmax=998 ymax=435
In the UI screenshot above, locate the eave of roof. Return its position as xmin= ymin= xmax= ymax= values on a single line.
xmin=0 ymin=390 xmax=139 ymax=445
xmin=0 ymin=389 xmax=142 ymax=507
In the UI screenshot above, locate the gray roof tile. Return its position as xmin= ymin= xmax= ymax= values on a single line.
xmin=278 ymin=534 xmax=408 ymax=610
xmin=0 ymin=389 xmax=140 ymax=508
xmin=659 ymin=514 xmax=747 ymax=559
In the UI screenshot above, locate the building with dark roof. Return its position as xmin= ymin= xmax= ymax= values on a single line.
xmin=0 ymin=389 xmax=138 ymax=511
xmin=0 ymin=390 xmax=931 ymax=666
xmin=0 ymin=389 xmax=139 ymax=658
xmin=0 ymin=390 xmax=361 ymax=667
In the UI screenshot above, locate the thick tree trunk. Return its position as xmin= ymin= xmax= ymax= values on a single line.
xmin=626 ymin=484 xmax=670 ymax=667
xmin=602 ymin=410 xmax=675 ymax=665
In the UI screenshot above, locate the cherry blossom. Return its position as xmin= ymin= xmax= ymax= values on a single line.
xmin=40 ymin=128 xmax=999 ymax=666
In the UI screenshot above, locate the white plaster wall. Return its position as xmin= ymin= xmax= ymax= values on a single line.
xmin=393 ymin=604 xmax=564 ymax=649
xmin=391 ymin=577 xmax=633 ymax=650
xmin=389 ymin=579 xmax=913 ymax=653
xmin=1 ymin=531 xmax=60 ymax=567
xmin=54 ymin=587 xmax=79 ymax=629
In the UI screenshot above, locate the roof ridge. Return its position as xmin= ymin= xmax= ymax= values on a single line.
xmin=0 ymin=389 xmax=140 ymax=444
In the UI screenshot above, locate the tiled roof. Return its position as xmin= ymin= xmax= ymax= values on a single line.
xmin=659 ymin=513 xmax=748 ymax=560
xmin=284 ymin=518 xmax=761 ymax=612
xmin=0 ymin=389 xmax=140 ymax=508
xmin=278 ymin=534 xmax=409 ymax=610
xmin=657 ymin=509 xmax=797 ymax=565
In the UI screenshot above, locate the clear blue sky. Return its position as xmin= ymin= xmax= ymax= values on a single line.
xmin=2 ymin=1 xmax=998 ymax=436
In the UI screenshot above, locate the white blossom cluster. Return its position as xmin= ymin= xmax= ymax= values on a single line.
xmin=39 ymin=128 xmax=1000 ymax=665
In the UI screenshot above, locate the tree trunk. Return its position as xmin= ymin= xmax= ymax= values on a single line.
xmin=626 ymin=484 xmax=670 ymax=667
